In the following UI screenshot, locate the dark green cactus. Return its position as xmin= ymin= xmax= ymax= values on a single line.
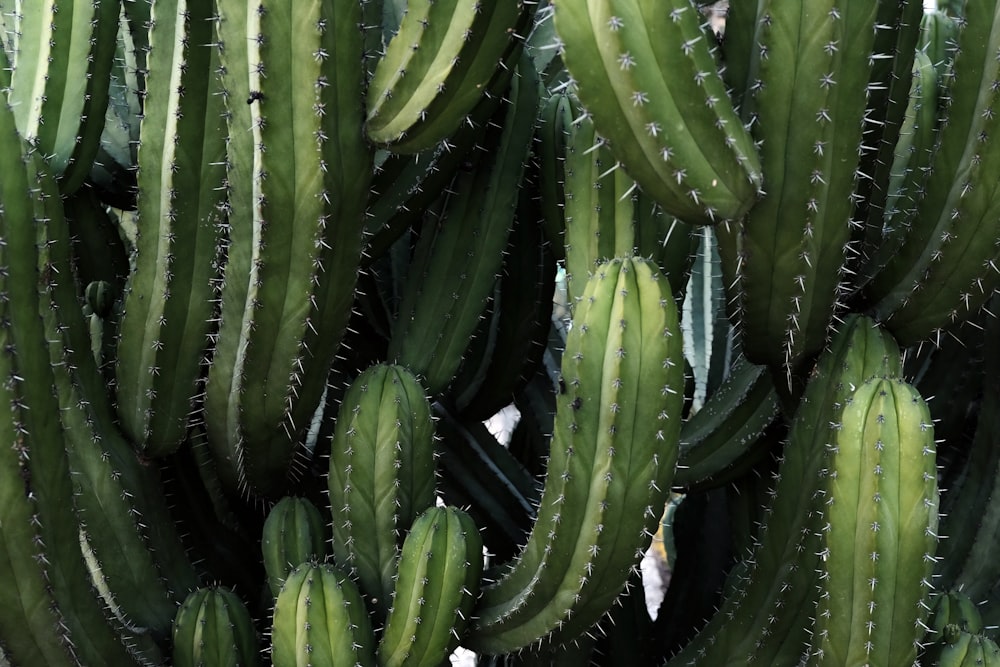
xmin=172 ymin=587 xmax=261 ymax=667
xmin=807 ymin=377 xmax=939 ymax=665
xmin=271 ymin=562 xmax=377 ymax=667
xmin=328 ymin=363 xmax=436 ymax=617
xmin=262 ymin=497 xmax=328 ymax=599
xmin=468 ymin=255 xmax=685 ymax=653
xmin=2 ymin=1 xmax=1000 ymax=665
xmin=553 ymin=0 xmax=762 ymax=225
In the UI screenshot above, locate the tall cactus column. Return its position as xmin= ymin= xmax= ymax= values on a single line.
xmin=468 ymin=256 xmax=685 ymax=653
xmin=207 ymin=0 xmax=373 ymax=496
xmin=716 ymin=0 xmax=880 ymax=382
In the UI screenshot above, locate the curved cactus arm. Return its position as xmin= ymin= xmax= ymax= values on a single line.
xmin=553 ymin=0 xmax=762 ymax=225
xmin=0 ymin=98 xmax=142 ymax=666
xmin=114 ymin=0 xmax=227 ymax=456
xmin=467 ymin=256 xmax=685 ymax=653
xmin=206 ymin=0 xmax=371 ymax=496
xmin=866 ymin=0 xmax=1000 ymax=346
xmin=387 ymin=56 xmax=540 ymax=395
xmin=366 ymin=0 xmax=535 ymax=154
xmin=5 ymin=0 xmax=119 ymax=191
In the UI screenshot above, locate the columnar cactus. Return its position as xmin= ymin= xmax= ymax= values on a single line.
xmin=0 ymin=0 xmax=999 ymax=665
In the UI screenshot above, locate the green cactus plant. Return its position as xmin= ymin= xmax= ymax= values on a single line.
xmin=1 ymin=0 xmax=1000 ymax=665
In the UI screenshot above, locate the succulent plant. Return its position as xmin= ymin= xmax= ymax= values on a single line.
xmin=0 ymin=1 xmax=997 ymax=665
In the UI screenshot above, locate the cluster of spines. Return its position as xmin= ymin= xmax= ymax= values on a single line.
xmin=553 ymin=0 xmax=763 ymax=225
xmin=327 ymin=363 xmax=437 ymax=619
xmin=468 ymin=256 xmax=684 ymax=654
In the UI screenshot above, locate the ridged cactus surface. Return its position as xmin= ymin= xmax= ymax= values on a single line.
xmin=1 ymin=1 xmax=999 ymax=665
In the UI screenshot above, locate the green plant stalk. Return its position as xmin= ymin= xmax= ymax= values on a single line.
xmin=271 ymin=562 xmax=377 ymax=667
xmin=554 ymin=0 xmax=763 ymax=225
xmin=561 ymin=94 xmax=639 ymax=305
xmin=716 ymin=0 xmax=880 ymax=378
xmin=378 ymin=506 xmax=484 ymax=667
xmin=4 ymin=0 xmax=119 ymax=191
xmin=807 ymin=378 xmax=939 ymax=666
xmin=328 ymin=363 xmax=437 ymax=618
xmin=206 ymin=0 xmax=372 ymax=496
xmin=173 ymin=587 xmax=261 ymax=667
xmin=468 ymin=256 xmax=685 ymax=653
xmin=673 ymin=356 xmax=779 ymax=491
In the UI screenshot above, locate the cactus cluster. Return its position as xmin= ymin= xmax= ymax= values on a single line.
xmin=0 ymin=0 xmax=999 ymax=665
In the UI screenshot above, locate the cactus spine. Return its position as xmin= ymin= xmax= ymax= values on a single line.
xmin=468 ymin=256 xmax=684 ymax=653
